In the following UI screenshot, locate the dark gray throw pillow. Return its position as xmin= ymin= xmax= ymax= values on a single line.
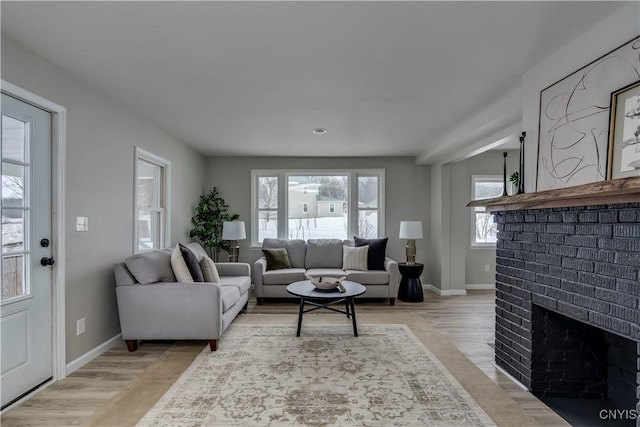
xmin=262 ymin=248 xmax=292 ymax=271
xmin=179 ymin=243 xmax=205 ymax=282
xmin=354 ymin=237 xmax=388 ymax=271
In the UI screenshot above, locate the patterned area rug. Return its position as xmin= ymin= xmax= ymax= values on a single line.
xmin=137 ymin=324 xmax=496 ymax=426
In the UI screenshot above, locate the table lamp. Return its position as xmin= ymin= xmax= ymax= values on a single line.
xmin=222 ymin=221 xmax=246 ymax=262
xmin=399 ymin=221 xmax=423 ymax=264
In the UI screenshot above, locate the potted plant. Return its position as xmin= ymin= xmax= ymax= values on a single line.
xmin=189 ymin=187 xmax=239 ymax=261
xmin=509 ymin=172 xmax=519 ymax=195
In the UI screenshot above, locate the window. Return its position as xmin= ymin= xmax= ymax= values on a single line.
xmin=471 ymin=175 xmax=502 ymax=247
xmin=134 ymin=147 xmax=170 ymax=252
xmin=251 ymin=170 xmax=384 ymax=245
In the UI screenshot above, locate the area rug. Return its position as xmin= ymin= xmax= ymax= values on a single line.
xmin=137 ymin=324 xmax=496 ymax=426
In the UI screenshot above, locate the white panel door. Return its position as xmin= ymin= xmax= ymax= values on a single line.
xmin=1 ymin=93 xmax=53 ymax=408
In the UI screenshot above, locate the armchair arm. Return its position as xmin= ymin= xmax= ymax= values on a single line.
xmin=216 ymin=262 xmax=251 ymax=277
xmin=254 ymin=258 xmax=267 ymax=286
xmin=384 ymin=257 xmax=400 ymax=296
xmin=253 ymin=257 xmax=267 ymax=298
xmin=116 ymin=282 xmax=223 ymax=340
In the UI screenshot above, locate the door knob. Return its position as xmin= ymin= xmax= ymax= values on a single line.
xmin=40 ymin=257 xmax=55 ymax=266
xmin=40 ymin=238 xmax=50 ymax=247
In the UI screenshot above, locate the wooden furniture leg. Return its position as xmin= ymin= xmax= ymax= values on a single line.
xmin=125 ymin=340 xmax=138 ymax=352
xmin=209 ymin=340 xmax=218 ymax=351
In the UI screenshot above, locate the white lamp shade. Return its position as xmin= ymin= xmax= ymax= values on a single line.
xmin=222 ymin=221 xmax=246 ymax=240
xmin=399 ymin=221 xmax=423 ymax=239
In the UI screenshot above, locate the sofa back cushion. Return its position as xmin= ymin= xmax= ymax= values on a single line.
xmin=306 ymin=239 xmax=343 ymax=269
xmin=185 ymin=242 xmax=208 ymax=261
xmin=124 ymin=250 xmax=176 ymax=285
xmin=262 ymin=238 xmax=306 ymax=268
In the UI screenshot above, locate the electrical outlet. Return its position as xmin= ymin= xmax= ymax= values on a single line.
xmin=484 ymin=264 xmax=491 ymax=272
xmin=77 ymin=318 xmax=86 ymax=336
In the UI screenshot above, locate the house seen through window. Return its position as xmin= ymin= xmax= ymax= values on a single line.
xmin=252 ymin=170 xmax=384 ymax=245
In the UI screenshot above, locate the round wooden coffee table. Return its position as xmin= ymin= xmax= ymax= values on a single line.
xmin=286 ymin=280 xmax=366 ymax=337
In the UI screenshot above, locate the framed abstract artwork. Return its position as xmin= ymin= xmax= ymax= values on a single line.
xmin=536 ymin=36 xmax=640 ymax=191
xmin=608 ymin=81 xmax=640 ymax=179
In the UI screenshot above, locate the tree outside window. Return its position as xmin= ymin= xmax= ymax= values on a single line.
xmin=471 ymin=176 xmax=502 ymax=246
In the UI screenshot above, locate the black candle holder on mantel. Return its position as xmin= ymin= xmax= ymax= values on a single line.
xmin=501 ymin=152 xmax=508 ymax=197
xmin=517 ymin=132 xmax=526 ymax=194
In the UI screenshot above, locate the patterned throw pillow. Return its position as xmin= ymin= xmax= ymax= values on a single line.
xmin=262 ymin=248 xmax=292 ymax=271
xmin=199 ymin=255 xmax=221 ymax=283
xmin=343 ymin=245 xmax=369 ymax=271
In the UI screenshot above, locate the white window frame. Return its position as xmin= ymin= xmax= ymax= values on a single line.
xmin=302 ymin=202 xmax=309 ymax=213
xmin=470 ymin=175 xmax=501 ymax=248
xmin=251 ymin=169 xmax=385 ymax=247
xmin=133 ymin=146 xmax=171 ymax=253
xmin=329 ymin=203 xmax=335 ymax=213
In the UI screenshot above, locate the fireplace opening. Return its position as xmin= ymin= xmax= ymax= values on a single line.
xmin=531 ymin=305 xmax=638 ymax=426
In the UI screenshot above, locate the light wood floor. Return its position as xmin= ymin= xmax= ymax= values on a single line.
xmin=1 ymin=290 xmax=567 ymax=426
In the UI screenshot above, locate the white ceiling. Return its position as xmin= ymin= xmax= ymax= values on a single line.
xmin=1 ymin=1 xmax=620 ymax=159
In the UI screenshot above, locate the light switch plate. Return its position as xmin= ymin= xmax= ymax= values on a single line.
xmin=76 ymin=216 xmax=89 ymax=232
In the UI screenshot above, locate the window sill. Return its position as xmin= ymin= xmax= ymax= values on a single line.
xmin=469 ymin=244 xmax=497 ymax=250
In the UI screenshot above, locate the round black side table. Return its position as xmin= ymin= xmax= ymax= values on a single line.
xmin=397 ymin=263 xmax=424 ymax=303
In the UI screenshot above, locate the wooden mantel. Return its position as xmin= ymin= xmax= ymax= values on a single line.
xmin=466 ymin=176 xmax=640 ymax=212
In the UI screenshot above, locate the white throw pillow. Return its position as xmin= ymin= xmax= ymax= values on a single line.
xmin=200 ymin=255 xmax=221 ymax=283
xmin=342 ymin=245 xmax=369 ymax=271
xmin=171 ymin=244 xmax=194 ymax=283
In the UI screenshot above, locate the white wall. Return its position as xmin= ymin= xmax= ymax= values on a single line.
xmin=522 ymin=2 xmax=640 ymax=191
xmin=1 ymin=36 xmax=206 ymax=362
xmin=205 ymin=157 xmax=430 ymax=272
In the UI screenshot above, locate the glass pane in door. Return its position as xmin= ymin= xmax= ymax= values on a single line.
xmin=1 ymin=115 xmax=25 ymax=162
xmin=1 ymin=113 xmax=29 ymax=302
xmin=2 ymin=254 xmax=25 ymax=299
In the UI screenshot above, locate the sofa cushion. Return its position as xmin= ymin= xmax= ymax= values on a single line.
xmin=345 ymin=269 xmax=390 ymax=285
xmin=354 ymin=237 xmax=388 ymax=270
xmin=179 ymin=243 xmax=205 ymax=282
xmin=220 ymin=276 xmax=251 ymax=295
xmin=221 ymin=285 xmax=241 ymax=312
xmin=262 ymin=248 xmax=292 ymax=270
xmin=262 ymin=238 xmax=307 ymax=268
xmin=124 ymin=250 xmax=176 ymax=285
xmin=306 ymin=239 xmax=343 ymax=269
xmin=306 ymin=268 xmax=347 ymax=278
xmin=343 ymin=245 xmax=368 ymax=271
xmin=199 ymin=255 xmax=220 ymax=283
xmin=262 ymin=268 xmax=306 ymax=285
xmin=186 ymin=242 xmax=208 ymax=261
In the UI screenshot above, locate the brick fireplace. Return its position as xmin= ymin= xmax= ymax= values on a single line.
xmin=493 ymin=202 xmax=640 ymax=426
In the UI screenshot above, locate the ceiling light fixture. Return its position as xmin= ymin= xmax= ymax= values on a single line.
xmin=312 ymin=128 xmax=327 ymax=135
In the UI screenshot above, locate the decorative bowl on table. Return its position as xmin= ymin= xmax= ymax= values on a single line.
xmin=306 ymin=275 xmax=347 ymax=292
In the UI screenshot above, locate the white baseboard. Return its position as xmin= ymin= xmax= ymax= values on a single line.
xmin=66 ymin=333 xmax=122 ymax=375
xmin=465 ymin=283 xmax=496 ymax=290
xmin=423 ymin=284 xmax=467 ymax=296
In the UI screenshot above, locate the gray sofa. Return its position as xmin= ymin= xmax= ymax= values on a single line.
xmin=114 ymin=242 xmax=250 ymax=352
xmin=254 ymin=238 xmax=400 ymax=305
